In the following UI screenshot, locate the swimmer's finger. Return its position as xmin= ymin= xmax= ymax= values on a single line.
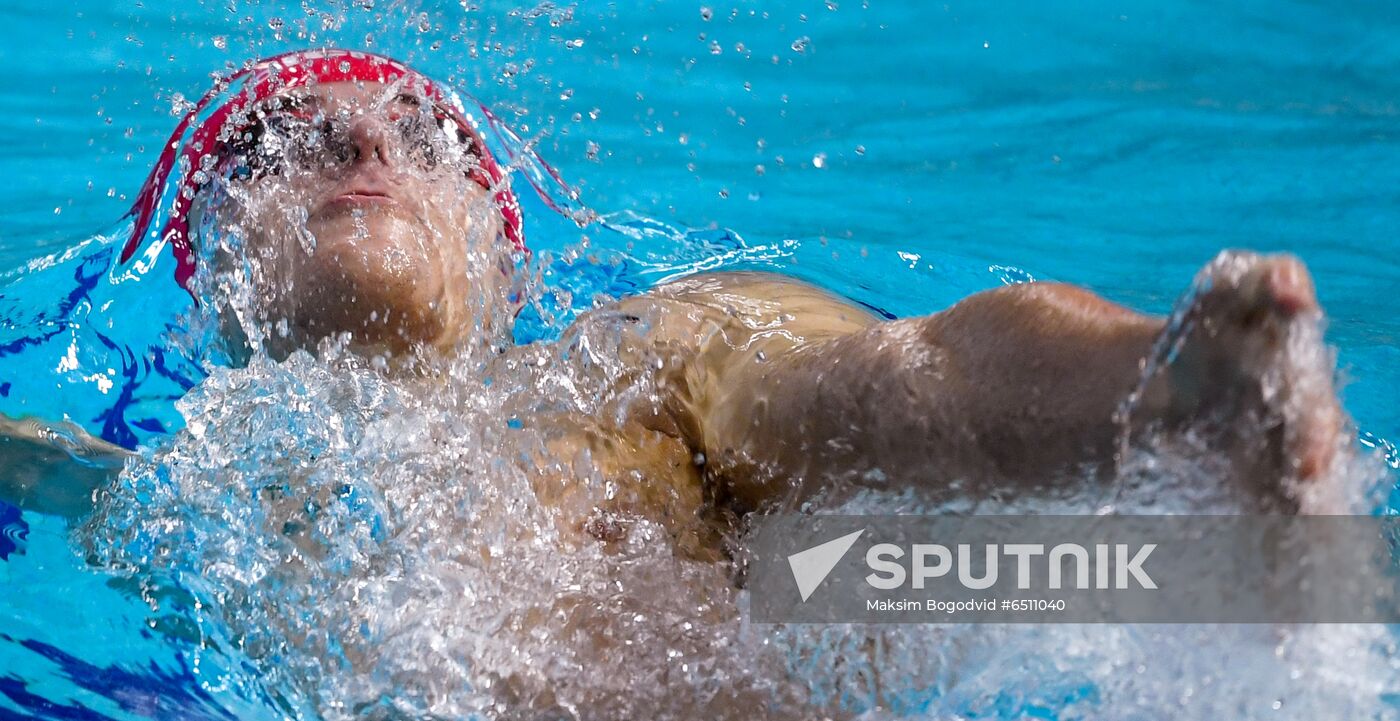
xmin=0 ymin=414 xmax=132 ymax=469
xmin=0 ymin=414 xmax=131 ymax=517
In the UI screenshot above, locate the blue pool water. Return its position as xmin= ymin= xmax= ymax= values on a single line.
xmin=2 ymin=1 xmax=1399 ymax=719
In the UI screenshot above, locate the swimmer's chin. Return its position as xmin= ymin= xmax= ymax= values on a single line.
xmin=273 ymin=251 xmax=448 ymax=350
xmin=306 ymin=211 xmax=434 ymax=260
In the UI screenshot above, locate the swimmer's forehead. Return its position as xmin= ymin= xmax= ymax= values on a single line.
xmin=264 ymin=80 xmax=435 ymax=115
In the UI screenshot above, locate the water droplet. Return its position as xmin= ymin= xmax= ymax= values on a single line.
xmin=212 ymin=35 xmax=227 ymax=50
xmin=791 ymin=36 xmax=811 ymax=53
xmin=812 ymin=153 xmax=826 ymax=169
xmin=169 ymin=92 xmax=194 ymax=117
xmin=709 ymin=40 xmax=722 ymax=55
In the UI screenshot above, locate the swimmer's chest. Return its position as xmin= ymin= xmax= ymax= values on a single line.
xmin=512 ymin=413 xmax=721 ymax=558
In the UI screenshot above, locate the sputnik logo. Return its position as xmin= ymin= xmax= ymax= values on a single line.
xmin=787 ymin=528 xmax=865 ymax=602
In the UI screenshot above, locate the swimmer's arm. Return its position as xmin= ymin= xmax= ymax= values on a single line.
xmin=0 ymin=414 xmax=131 ymax=517
xmin=643 ymin=273 xmax=1163 ymax=509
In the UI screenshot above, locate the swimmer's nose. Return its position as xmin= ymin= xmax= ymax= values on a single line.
xmin=344 ymin=115 xmax=399 ymax=168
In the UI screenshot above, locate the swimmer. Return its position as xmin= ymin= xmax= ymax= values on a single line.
xmin=0 ymin=50 xmax=1349 ymax=532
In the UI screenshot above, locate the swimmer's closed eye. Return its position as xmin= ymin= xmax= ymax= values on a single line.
xmin=225 ymin=91 xmax=487 ymax=183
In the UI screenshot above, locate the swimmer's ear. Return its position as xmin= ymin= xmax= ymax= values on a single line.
xmin=214 ymin=308 xmax=255 ymax=368
xmin=498 ymin=238 xmax=529 ymax=311
xmin=186 ymin=184 xmax=237 ymax=270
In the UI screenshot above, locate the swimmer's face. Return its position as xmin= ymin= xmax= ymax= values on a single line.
xmin=214 ymin=80 xmax=510 ymax=357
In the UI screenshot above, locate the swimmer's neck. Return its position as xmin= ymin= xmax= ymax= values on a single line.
xmin=255 ymin=330 xmax=513 ymax=385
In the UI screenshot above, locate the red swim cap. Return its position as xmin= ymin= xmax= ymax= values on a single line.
xmin=121 ymin=49 xmax=525 ymax=293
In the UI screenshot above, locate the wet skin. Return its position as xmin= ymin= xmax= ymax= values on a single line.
xmin=0 ymin=81 xmax=1350 ymax=538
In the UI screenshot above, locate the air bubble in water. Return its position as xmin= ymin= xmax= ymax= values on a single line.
xmin=791 ymin=36 xmax=811 ymax=53
xmin=700 ymin=6 xmax=712 ymax=21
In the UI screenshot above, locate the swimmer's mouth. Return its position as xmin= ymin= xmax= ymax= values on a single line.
xmin=327 ymin=189 xmax=395 ymax=207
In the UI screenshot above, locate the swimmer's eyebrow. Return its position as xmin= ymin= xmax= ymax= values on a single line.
xmin=283 ymin=92 xmax=322 ymax=110
xmin=258 ymin=91 xmax=322 ymax=115
xmin=378 ymin=90 xmax=430 ymax=115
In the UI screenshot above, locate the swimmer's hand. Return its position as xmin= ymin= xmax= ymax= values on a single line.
xmin=0 ymin=414 xmax=131 ymax=517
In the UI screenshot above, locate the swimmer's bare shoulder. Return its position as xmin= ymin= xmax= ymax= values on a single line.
xmin=573 ymin=269 xmax=898 ymax=510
